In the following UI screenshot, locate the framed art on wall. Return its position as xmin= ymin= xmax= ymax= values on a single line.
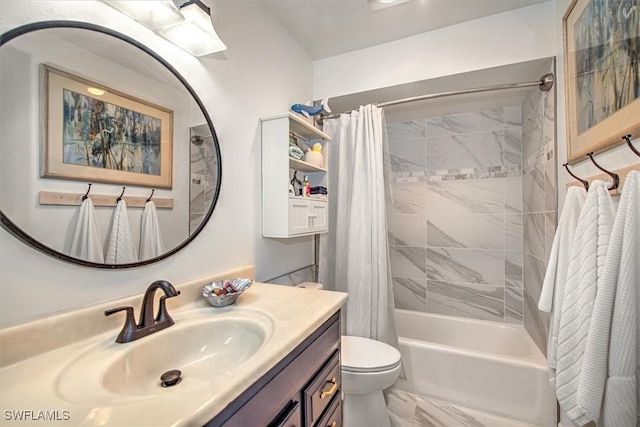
xmin=563 ymin=0 xmax=640 ymax=163
xmin=42 ymin=65 xmax=173 ymax=188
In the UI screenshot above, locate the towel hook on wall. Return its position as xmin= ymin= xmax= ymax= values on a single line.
xmin=116 ymin=186 xmax=126 ymax=202
xmin=586 ymin=152 xmax=619 ymax=191
xmin=563 ymin=163 xmax=589 ymax=190
xmin=146 ymin=189 xmax=155 ymax=203
xmin=622 ymin=134 xmax=640 ymax=157
xmin=82 ymin=183 xmax=92 ymax=201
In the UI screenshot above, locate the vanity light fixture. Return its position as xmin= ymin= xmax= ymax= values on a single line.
xmin=158 ymin=0 xmax=227 ymax=56
xmin=101 ymin=0 xmax=227 ymax=57
xmin=367 ymin=0 xmax=413 ymax=11
xmin=100 ymin=1 xmax=185 ymax=30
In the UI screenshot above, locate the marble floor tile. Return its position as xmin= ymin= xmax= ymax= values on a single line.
xmin=426 ymin=179 xmax=505 ymax=215
xmin=426 ymin=131 xmax=504 ymax=171
xmin=427 ymin=214 xmax=504 ymax=249
xmin=393 ymin=278 xmax=427 ymax=312
xmin=426 ymin=109 xmax=504 ymax=137
xmin=386 ymin=388 xmax=418 ymax=427
xmin=385 ymin=388 xmax=539 ymax=427
xmin=426 ymin=248 xmax=504 ymax=287
xmin=426 ymin=281 xmax=505 ymax=322
xmin=387 ymin=120 xmax=427 ymax=142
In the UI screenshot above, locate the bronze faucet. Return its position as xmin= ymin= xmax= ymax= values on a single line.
xmin=105 ymin=280 xmax=181 ymax=343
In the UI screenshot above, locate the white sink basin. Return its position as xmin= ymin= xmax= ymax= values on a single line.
xmin=55 ymin=310 xmax=272 ymax=406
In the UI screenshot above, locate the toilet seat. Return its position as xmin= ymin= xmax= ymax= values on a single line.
xmin=341 ymin=336 xmax=401 ymax=373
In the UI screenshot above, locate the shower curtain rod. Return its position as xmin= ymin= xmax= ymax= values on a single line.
xmin=325 ymin=73 xmax=554 ymax=118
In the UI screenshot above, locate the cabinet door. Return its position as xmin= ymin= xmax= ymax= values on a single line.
xmin=288 ymin=199 xmax=311 ymax=235
xmin=309 ymin=200 xmax=328 ymax=233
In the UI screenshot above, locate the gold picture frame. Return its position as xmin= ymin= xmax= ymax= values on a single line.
xmin=42 ymin=65 xmax=173 ymax=188
xmin=563 ymin=0 xmax=640 ymax=164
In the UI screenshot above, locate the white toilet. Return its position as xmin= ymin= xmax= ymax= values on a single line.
xmin=297 ymin=282 xmax=401 ymax=426
xmin=341 ymin=335 xmax=402 ymax=427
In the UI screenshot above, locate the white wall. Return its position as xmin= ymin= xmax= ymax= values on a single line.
xmin=313 ymin=1 xmax=558 ymax=100
xmin=0 ymin=0 xmax=314 ymax=326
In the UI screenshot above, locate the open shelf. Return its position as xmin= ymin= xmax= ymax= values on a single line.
xmin=289 ymin=157 xmax=327 ymax=173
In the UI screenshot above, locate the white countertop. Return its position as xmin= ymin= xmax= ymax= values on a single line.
xmin=0 ymin=268 xmax=347 ymax=426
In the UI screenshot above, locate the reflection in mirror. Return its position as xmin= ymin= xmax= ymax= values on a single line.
xmin=0 ymin=23 xmax=221 ymax=268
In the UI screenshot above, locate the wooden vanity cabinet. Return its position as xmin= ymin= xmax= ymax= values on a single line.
xmin=206 ymin=312 xmax=342 ymax=427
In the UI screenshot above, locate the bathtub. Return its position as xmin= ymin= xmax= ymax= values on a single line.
xmin=393 ymin=309 xmax=556 ymax=427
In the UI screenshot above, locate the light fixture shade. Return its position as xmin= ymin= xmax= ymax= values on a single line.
xmin=367 ymin=0 xmax=413 ymax=11
xmin=159 ymin=0 xmax=227 ymax=56
xmin=101 ymin=1 xmax=184 ymax=30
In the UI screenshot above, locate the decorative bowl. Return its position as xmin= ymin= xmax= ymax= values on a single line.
xmin=202 ymin=278 xmax=252 ymax=307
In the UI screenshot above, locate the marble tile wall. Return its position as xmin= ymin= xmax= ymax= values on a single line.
xmin=387 ymin=106 xmax=524 ymax=324
xmin=521 ymin=76 xmax=556 ymax=354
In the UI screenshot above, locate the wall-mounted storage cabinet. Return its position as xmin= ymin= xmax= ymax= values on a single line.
xmin=261 ymin=113 xmax=331 ymax=238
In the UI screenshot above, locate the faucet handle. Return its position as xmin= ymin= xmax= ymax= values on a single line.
xmin=105 ymin=306 xmax=138 ymax=344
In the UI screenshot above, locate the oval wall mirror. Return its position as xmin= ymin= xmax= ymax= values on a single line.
xmin=0 ymin=21 xmax=222 ymax=268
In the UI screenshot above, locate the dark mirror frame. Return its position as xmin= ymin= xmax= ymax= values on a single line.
xmin=0 ymin=21 xmax=222 ymax=269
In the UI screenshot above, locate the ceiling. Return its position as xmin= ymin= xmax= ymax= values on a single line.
xmin=256 ymin=0 xmax=551 ymax=59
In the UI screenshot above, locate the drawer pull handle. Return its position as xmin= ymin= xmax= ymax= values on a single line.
xmin=320 ymin=377 xmax=337 ymax=399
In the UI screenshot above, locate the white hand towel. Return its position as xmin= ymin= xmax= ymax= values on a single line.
xmin=69 ymin=198 xmax=104 ymax=263
xmin=555 ymin=180 xmax=616 ymax=425
xmin=139 ymin=201 xmax=165 ymax=260
xmin=538 ymin=186 xmax=586 ymax=390
xmin=578 ymin=171 xmax=640 ymax=427
xmin=105 ymin=200 xmax=137 ymax=264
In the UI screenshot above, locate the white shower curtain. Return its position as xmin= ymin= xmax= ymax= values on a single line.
xmin=319 ymin=104 xmax=399 ymax=349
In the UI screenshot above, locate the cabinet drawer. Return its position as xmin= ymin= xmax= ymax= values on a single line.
xmin=304 ymin=350 xmax=340 ymax=426
xmin=315 ymin=393 xmax=342 ymax=427
xmin=268 ymin=399 xmax=301 ymax=427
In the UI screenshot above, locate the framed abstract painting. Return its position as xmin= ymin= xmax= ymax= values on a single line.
xmin=42 ymin=65 xmax=173 ymax=188
xmin=563 ymin=0 xmax=640 ymax=163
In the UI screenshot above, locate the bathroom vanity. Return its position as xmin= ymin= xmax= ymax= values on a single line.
xmin=0 ymin=267 xmax=347 ymax=426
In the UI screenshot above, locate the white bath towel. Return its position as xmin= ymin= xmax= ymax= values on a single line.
xmin=555 ymin=180 xmax=616 ymax=424
xmin=139 ymin=201 xmax=165 ymax=260
xmin=69 ymin=197 xmax=104 ymax=263
xmin=538 ymin=186 xmax=587 ymax=390
xmin=578 ymin=171 xmax=640 ymax=426
xmin=105 ymin=200 xmax=137 ymax=264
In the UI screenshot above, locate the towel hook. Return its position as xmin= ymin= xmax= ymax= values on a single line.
xmin=82 ymin=183 xmax=92 ymax=201
xmin=586 ymin=152 xmax=619 ymax=191
xmin=563 ymin=163 xmax=589 ymax=190
xmin=622 ymin=134 xmax=640 ymax=157
xmin=116 ymin=186 xmax=126 ymax=202
xmin=146 ymin=189 xmax=155 ymax=203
